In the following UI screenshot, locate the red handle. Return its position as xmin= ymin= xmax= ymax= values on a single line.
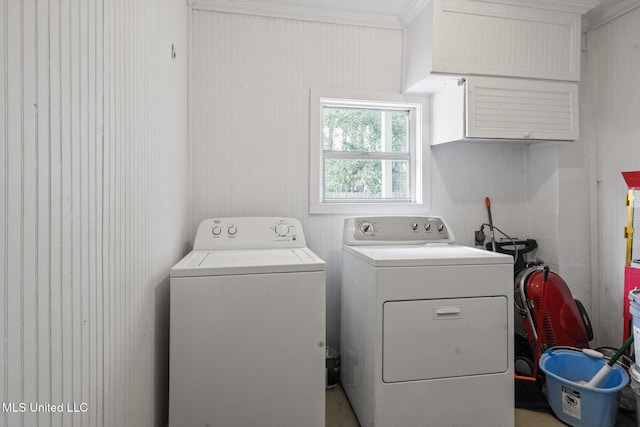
xmin=485 ymin=197 xmax=491 ymax=207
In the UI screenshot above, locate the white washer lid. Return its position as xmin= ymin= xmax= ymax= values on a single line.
xmin=171 ymin=247 xmax=325 ymax=277
xmin=343 ymin=243 xmax=513 ymax=267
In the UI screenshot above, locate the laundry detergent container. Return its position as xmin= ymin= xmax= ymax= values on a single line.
xmin=539 ymin=349 xmax=629 ymax=427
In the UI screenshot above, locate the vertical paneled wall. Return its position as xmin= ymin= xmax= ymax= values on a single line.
xmin=0 ymin=0 xmax=189 ymax=426
xmin=190 ymin=9 xmax=531 ymax=347
xmin=586 ymin=7 xmax=640 ymax=346
xmin=190 ymin=10 xmax=405 ymax=348
xmin=429 ymin=142 xmax=529 ymax=249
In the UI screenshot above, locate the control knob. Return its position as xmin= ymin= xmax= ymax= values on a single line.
xmin=437 ymin=223 xmax=444 ymax=232
xmin=212 ymin=226 xmax=222 ymax=236
xmin=274 ymin=223 xmax=290 ymax=237
xmin=410 ymin=222 xmax=419 ymax=231
xmin=359 ymin=221 xmax=374 ymax=236
xmin=228 ymin=225 xmax=238 ymax=236
xmin=424 ymin=223 xmax=431 ymax=231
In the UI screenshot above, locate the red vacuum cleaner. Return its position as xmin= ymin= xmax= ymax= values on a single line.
xmin=514 ymin=265 xmax=593 ymax=377
xmin=483 ymin=197 xmax=593 ymax=379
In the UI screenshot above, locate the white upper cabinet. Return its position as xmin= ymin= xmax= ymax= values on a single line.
xmin=432 ymin=76 xmax=579 ymax=144
xmin=403 ymin=0 xmax=583 ymax=92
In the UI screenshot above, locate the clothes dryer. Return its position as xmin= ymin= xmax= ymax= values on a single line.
xmin=341 ymin=216 xmax=514 ymax=427
xmin=169 ymin=217 xmax=325 ymax=427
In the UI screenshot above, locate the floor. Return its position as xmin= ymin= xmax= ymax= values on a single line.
xmin=325 ymin=384 xmax=638 ymax=427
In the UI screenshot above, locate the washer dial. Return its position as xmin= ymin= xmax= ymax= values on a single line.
xmin=274 ymin=223 xmax=290 ymax=237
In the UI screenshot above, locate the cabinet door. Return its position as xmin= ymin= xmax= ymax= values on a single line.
xmin=466 ymin=76 xmax=579 ymax=141
xmin=433 ymin=0 xmax=581 ymax=81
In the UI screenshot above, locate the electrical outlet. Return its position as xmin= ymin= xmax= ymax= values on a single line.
xmin=474 ymin=229 xmax=485 ymax=246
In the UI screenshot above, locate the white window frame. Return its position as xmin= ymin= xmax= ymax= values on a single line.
xmin=309 ymin=88 xmax=430 ymax=214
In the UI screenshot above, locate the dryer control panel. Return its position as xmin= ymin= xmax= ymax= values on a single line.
xmin=193 ymin=217 xmax=306 ymax=250
xmin=343 ymin=216 xmax=455 ymax=246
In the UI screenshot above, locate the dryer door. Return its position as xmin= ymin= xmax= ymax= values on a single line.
xmin=382 ymin=296 xmax=508 ymax=383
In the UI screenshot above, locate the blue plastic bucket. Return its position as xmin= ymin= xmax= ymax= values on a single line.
xmin=629 ymin=290 xmax=640 ymax=356
xmin=539 ymin=349 xmax=629 ymax=427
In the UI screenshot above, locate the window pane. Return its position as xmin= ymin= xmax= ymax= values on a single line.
xmin=322 ymin=107 xmax=409 ymax=153
xmin=324 ymin=159 xmax=409 ymax=200
xmin=392 ymin=111 xmax=409 ymax=153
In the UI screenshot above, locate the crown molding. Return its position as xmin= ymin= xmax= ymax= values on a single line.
xmin=541 ymin=0 xmax=602 ymax=13
xmin=191 ymin=0 xmax=403 ymax=29
xmin=583 ymin=0 xmax=640 ymax=30
xmin=463 ymin=0 xmax=601 ymax=13
xmin=399 ymin=0 xmax=430 ymax=27
xmin=396 ymin=0 xmax=601 ymax=28
xmin=191 ymin=0 xmax=611 ymax=30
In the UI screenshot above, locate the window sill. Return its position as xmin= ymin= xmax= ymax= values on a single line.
xmin=310 ymin=202 xmax=429 ymax=215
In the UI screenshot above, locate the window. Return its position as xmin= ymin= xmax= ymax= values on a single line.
xmin=309 ymin=89 xmax=429 ymax=214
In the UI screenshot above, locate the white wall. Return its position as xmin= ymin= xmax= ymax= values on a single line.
xmin=8 ymin=1 xmax=635 ymax=423
xmin=191 ymin=9 xmax=531 ymax=348
xmin=556 ymin=142 xmax=593 ymax=307
xmin=523 ymin=141 xmax=592 ymax=312
xmin=585 ymin=6 xmax=640 ymax=347
xmin=0 ymin=0 xmax=189 ymax=426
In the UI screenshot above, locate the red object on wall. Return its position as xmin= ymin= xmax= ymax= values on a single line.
xmin=622 ymin=171 xmax=640 ymax=342
xmin=622 ymin=171 xmax=640 ymax=189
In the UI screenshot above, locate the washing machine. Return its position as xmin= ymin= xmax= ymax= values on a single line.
xmin=340 ymin=216 xmax=514 ymax=427
xmin=169 ymin=217 xmax=325 ymax=427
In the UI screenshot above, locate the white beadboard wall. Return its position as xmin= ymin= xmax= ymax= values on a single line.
xmin=0 ymin=0 xmax=189 ymax=426
xmin=586 ymin=5 xmax=640 ymax=347
xmin=190 ymin=9 xmax=532 ymax=348
xmin=524 ymin=141 xmax=592 ymax=309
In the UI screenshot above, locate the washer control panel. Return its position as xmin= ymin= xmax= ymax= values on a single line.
xmin=343 ymin=216 xmax=455 ymax=245
xmin=193 ymin=217 xmax=306 ymax=250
